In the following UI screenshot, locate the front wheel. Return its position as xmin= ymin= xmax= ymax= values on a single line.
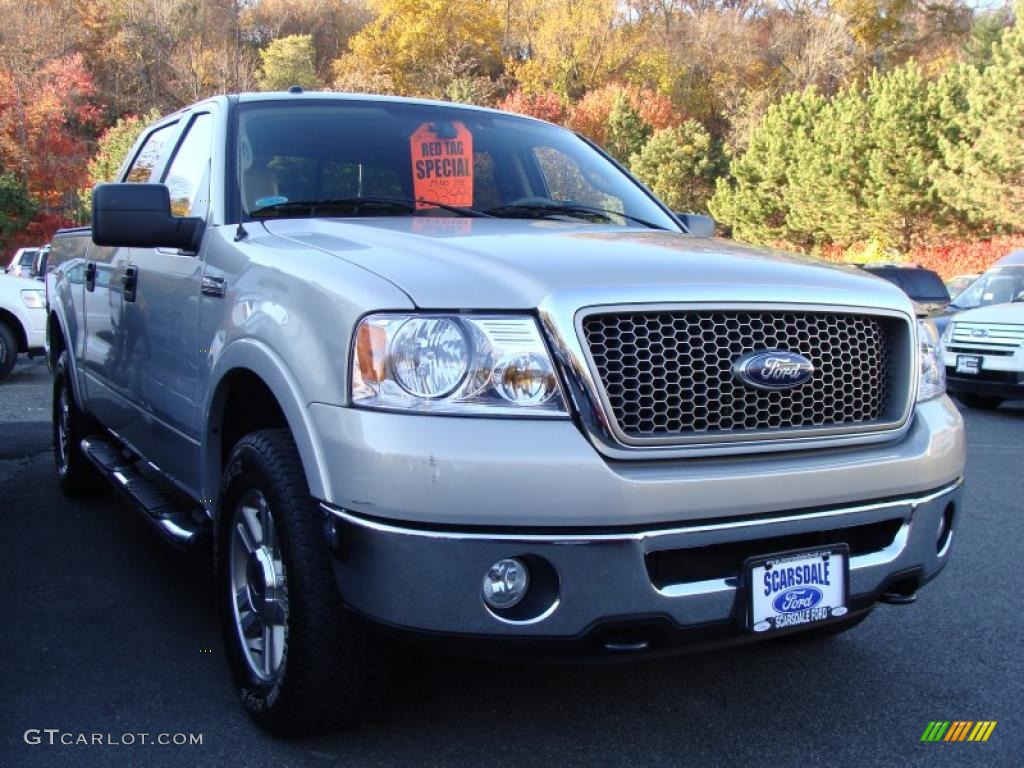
xmin=217 ymin=428 xmax=388 ymax=736
xmin=955 ymin=392 xmax=1003 ymax=410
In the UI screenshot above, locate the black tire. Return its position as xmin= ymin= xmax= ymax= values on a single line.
xmin=217 ymin=428 xmax=388 ymax=736
xmin=0 ymin=321 xmax=17 ymax=381
xmin=781 ymin=608 xmax=872 ymax=642
xmin=53 ymin=351 xmax=105 ymax=495
xmin=955 ymin=392 xmax=1003 ymax=410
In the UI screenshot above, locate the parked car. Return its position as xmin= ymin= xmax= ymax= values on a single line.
xmin=941 ymin=272 xmax=1024 ymax=409
xmin=933 ymin=250 xmax=1024 ymax=336
xmin=946 ymin=273 xmax=980 ymax=299
xmin=5 ymin=246 xmax=41 ymax=278
xmin=47 ymin=92 xmax=965 ymax=735
xmin=0 ymin=272 xmax=46 ymax=380
xmin=858 ymin=264 xmax=951 ymax=314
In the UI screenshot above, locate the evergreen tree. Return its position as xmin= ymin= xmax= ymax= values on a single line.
xmin=937 ymin=0 xmax=1024 ymax=233
xmin=709 ymin=89 xmax=826 ymax=247
xmin=629 ymin=121 xmax=723 ymax=213
xmin=862 ymin=61 xmax=948 ymax=250
xmin=605 ymin=91 xmax=652 ymax=165
xmin=785 ymin=86 xmax=870 ymax=247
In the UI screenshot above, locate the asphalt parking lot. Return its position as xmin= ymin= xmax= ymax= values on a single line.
xmin=1 ymin=356 xmax=1021 ymax=767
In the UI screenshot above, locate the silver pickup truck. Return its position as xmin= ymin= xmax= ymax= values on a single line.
xmin=47 ymin=92 xmax=965 ymax=736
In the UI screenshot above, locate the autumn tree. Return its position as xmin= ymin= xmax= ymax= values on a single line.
xmin=0 ymin=54 xmax=99 ymax=213
xmin=498 ymin=89 xmax=569 ymax=124
xmin=258 ymin=34 xmax=319 ymax=90
xmin=512 ymin=0 xmax=640 ymax=100
xmin=332 ymin=0 xmax=504 ymax=98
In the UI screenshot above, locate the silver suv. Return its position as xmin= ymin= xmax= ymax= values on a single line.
xmin=46 ymin=93 xmax=965 ymax=735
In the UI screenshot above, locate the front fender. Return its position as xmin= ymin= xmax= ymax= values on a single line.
xmin=203 ymin=337 xmax=331 ymax=506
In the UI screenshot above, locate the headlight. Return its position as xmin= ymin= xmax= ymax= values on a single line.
xmin=351 ymin=314 xmax=569 ymax=416
xmin=20 ymin=289 xmax=44 ymax=309
xmin=917 ymin=318 xmax=945 ymax=402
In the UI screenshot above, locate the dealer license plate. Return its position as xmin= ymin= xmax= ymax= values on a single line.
xmin=745 ymin=546 xmax=848 ymax=633
xmin=956 ymin=354 xmax=982 ymax=375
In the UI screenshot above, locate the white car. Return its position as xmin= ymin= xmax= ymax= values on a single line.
xmin=5 ymin=246 xmax=41 ymax=277
xmin=942 ymin=301 xmax=1024 ymax=408
xmin=0 ymin=273 xmax=46 ymax=381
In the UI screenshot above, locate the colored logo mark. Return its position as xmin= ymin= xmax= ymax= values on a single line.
xmin=921 ymin=721 xmax=997 ymax=742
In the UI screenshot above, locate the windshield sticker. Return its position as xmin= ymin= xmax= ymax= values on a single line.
xmin=254 ymin=195 xmax=288 ymax=208
xmin=410 ymin=121 xmax=473 ymax=209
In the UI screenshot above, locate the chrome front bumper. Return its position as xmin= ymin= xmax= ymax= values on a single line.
xmin=323 ymin=481 xmax=962 ymax=642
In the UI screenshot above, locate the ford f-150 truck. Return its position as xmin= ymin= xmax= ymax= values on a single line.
xmin=47 ymin=92 xmax=965 ymax=736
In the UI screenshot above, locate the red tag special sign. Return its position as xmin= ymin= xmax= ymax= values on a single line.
xmin=410 ymin=121 xmax=473 ymax=209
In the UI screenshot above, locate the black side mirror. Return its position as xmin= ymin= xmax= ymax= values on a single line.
xmin=92 ymin=183 xmax=203 ymax=252
xmin=675 ymin=212 xmax=716 ymax=238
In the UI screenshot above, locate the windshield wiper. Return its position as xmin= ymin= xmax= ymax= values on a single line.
xmin=249 ymin=196 xmax=491 ymax=219
xmin=484 ymin=200 xmax=668 ymax=230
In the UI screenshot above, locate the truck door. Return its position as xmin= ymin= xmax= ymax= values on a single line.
xmin=119 ymin=111 xmax=214 ymax=493
xmin=82 ymin=121 xmax=179 ymax=431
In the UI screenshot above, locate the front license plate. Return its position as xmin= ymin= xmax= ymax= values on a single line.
xmin=956 ymin=354 xmax=982 ymax=375
xmin=745 ymin=546 xmax=848 ymax=633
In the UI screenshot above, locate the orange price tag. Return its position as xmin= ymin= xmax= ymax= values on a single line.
xmin=410 ymin=121 xmax=473 ymax=210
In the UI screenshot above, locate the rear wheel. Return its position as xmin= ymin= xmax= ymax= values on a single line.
xmin=218 ymin=428 xmax=388 ymax=736
xmin=0 ymin=321 xmax=17 ymax=381
xmin=955 ymin=392 xmax=1003 ymax=410
xmin=53 ymin=351 xmax=105 ymax=495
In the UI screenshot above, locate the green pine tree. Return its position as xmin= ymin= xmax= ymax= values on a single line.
xmin=629 ymin=121 xmax=724 ymax=213
xmin=709 ymin=88 xmax=827 ymax=248
xmin=605 ymin=91 xmax=652 ymax=165
xmin=936 ymin=0 xmax=1024 ymax=233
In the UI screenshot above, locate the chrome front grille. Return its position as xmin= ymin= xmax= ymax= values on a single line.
xmin=580 ymin=308 xmax=905 ymax=445
xmin=950 ymin=322 xmax=1024 ymax=354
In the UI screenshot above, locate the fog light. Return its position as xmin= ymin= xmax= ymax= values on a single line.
xmin=482 ymin=558 xmax=529 ymax=609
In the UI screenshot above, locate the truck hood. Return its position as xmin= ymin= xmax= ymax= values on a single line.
xmin=948 ymin=302 xmax=1024 ymax=325
xmin=263 ymin=218 xmax=913 ymax=312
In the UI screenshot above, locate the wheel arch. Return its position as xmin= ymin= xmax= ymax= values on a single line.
xmin=204 ymin=338 xmax=331 ymax=511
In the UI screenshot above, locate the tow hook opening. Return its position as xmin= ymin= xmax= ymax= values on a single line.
xmin=880 ymin=574 xmax=920 ymax=605
xmin=601 ymin=627 xmax=651 ymax=653
xmin=936 ymin=502 xmax=955 ymax=554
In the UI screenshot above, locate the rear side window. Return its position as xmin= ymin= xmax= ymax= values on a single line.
xmin=124 ymin=123 xmax=177 ymax=183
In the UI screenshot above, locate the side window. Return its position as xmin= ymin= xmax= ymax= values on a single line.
xmin=124 ymin=123 xmax=177 ymax=183
xmin=163 ymin=113 xmax=214 ymax=218
xmin=533 ymin=146 xmax=623 ymax=212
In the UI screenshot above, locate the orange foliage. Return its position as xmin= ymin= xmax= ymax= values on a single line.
xmin=567 ymin=84 xmax=678 ymax=145
xmin=0 ymin=54 xmax=100 ymax=212
xmin=909 ymin=236 xmax=1024 ymax=279
xmin=817 ymin=237 xmax=1024 ymax=279
xmin=497 ymin=89 xmax=569 ymax=124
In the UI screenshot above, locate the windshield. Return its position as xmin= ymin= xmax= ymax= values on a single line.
xmin=234 ymin=99 xmax=678 ymax=229
xmin=950 ymin=266 xmax=1024 ymax=308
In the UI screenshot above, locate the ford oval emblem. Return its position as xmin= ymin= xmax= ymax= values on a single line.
xmin=772 ymin=587 xmax=823 ymax=614
xmin=734 ymin=350 xmax=815 ymax=391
